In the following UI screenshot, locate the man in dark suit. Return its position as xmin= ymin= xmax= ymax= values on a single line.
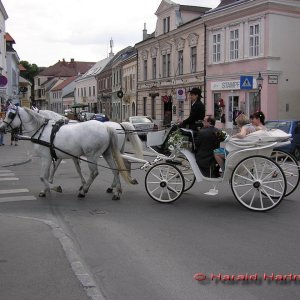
xmin=194 ymin=116 xmax=220 ymax=177
xmin=179 ymin=87 xmax=205 ymax=130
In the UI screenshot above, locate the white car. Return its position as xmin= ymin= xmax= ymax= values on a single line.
xmin=129 ymin=116 xmax=157 ymax=139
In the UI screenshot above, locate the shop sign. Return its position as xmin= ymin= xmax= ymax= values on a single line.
xmin=268 ymin=75 xmax=278 ymax=84
xmin=211 ymin=80 xmax=240 ymax=91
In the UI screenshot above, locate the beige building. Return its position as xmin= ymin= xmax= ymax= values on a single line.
xmin=135 ymin=0 xmax=210 ymax=127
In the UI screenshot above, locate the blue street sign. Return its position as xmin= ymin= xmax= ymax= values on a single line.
xmin=240 ymin=76 xmax=253 ymax=90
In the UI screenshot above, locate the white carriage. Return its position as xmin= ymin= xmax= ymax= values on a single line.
xmin=142 ymin=128 xmax=300 ymax=212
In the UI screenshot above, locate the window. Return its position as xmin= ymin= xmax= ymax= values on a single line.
xmin=249 ymin=24 xmax=260 ymax=57
xmin=93 ymin=86 xmax=95 ymax=96
xmin=191 ymin=47 xmax=197 ymax=73
xmin=163 ymin=17 xmax=170 ymax=34
xmin=213 ymin=93 xmax=222 ymax=120
xmin=89 ymin=86 xmax=91 ymax=97
xmin=162 ymin=54 xmax=171 ymax=78
xmin=143 ymin=60 xmax=148 ymax=81
xmin=213 ymin=33 xmax=221 ymax=63
xmin=167 ymin=53 xmax=171 ymax=77
xmin=143 ymin=97 xmax=147 ymax=116
xmin=162 ymin=55 xmax=166 ymax=77
xmin=230 ymin=29 xmax=239 ymax=60
xmin=152 ymin=58 xmax=156 ymax=79
xmin=178 ymin=50 xmax=183 ymax=75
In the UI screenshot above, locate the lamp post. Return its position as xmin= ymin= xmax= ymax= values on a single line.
xmin=256 ymin=72 xmax=264 ymax=111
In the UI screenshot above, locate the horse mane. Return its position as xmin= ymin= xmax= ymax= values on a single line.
xmin=39 ymin=110 xmax=67 ymax=121
xmin=23 ymin=107 xmax=48 ymax=128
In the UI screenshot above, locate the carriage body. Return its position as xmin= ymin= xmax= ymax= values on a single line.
xmin=145 ymin=128 xmax=298 ymax=211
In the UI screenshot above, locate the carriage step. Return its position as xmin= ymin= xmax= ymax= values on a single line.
xmin=204 ymin=188 xmax=219 ymax=196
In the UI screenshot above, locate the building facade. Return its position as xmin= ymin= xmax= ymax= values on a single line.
xmin=205 ymin=0 xmax=300 ymax=128
xmin=135 ymin=0 xmax=210 ymax=127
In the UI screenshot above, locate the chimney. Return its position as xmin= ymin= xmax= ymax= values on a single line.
xmin=109 ymin=38 xmax=114 ymax=58
xmin=143 ymin=23 xmax=148 ymax=40
xmin=70 ymin=58 xmax=74 ymax=62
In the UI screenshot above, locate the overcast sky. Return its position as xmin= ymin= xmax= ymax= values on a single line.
xmin=3 ymin=0 xmax=220 ymax=67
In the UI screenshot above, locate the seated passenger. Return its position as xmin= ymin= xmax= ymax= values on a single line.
xmin=251 ymin=111 xmax=266 ymax=131
xmin=194 ymin=116 xmax=220 ymax=177
xmin=214 ymin=113 xmax=256 ymax=172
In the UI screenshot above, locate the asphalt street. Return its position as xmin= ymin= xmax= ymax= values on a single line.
xmin=1 ymin=134 xmax=300 ymax=300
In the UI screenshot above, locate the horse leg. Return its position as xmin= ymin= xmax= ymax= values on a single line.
xmin=49 ymin=159 xmax=61 ymax=184
xmin=103 ymin=151 xmax=122 ymax=200
xmin=39 ymin=158 xmax=54 ymax=197
xmin=77 ymin=158 xmax=98 ymax=198
xmin=73 ymin=158 xmax=86 ymax=191
xmin=106 ymin=159 xmax=136 ymax=193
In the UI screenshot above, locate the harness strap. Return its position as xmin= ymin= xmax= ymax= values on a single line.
xmin=49 ymin=119 xmax=65 ymax=161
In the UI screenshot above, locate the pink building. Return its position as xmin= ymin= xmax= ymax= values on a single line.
xmin=205 ymin=0 xmax=300 ymax=128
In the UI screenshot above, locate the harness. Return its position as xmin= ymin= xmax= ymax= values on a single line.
xmin=30 ymin=119 xmax=66 ymax=161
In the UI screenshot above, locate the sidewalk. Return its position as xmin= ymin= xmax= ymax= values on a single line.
xmin=0 ymin=215 xmax=92 ymax=300
xmin=0 ymin=135 xmax=103 ymax=300
xmin=0 ymin=134 xmax=33 ymax=167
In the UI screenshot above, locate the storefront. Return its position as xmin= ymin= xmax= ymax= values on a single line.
xmin=210 ymin=78 xmax=259 ymax=128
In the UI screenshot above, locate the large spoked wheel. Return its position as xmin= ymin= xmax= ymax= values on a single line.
xmin=145 ymin=163 xmax=185 ymax=203
xmin=270 ymin=150 xmax=300 ymax=197
xmin=167 ymin=157 xmax=196 ymax=192
xmin=231 ymin=155 xmax=286 ymax=212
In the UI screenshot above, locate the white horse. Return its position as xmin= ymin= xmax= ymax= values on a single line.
xmin=0 ymin=106 xmax=137 ymax=200
xmin=36 ymin=110 xmax=143 ymax=193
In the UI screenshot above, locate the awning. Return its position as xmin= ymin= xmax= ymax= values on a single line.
xmin=71 ymin=103 xmax=89 ymax=108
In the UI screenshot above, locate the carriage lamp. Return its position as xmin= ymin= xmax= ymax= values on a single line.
xmin=256 ymin=72 xmax=264 ymax=111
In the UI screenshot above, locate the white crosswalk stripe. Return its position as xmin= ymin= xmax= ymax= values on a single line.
xmin=0 ymin=170 xmax=37 ymax=202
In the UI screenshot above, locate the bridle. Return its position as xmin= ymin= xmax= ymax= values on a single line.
xmin=2 ymin=107 xmax=23 ymax=132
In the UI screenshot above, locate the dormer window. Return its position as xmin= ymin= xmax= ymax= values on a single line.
xmin=163 ymin=17 xmax=170 ymax=34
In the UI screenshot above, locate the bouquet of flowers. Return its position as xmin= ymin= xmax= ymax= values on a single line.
xmin=215 ymin=130 xmax=228 ymax=142
xmin=167 ymin=129 xmax=191 ymax=151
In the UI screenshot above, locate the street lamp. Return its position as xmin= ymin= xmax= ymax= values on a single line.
xmin=256 ymin=72 xmax=264 ymax=111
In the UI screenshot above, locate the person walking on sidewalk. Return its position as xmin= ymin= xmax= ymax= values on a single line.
xmin=0 ymin=116 xmax=5 ymax=146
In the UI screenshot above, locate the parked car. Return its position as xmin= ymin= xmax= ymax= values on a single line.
xmin=128 ymin=116 xmax=157 ymax=139
xmin=77 ymin=111 xmax=95 ymax=122
xmin=91 ymin=113 xmax=109 ymax=122
xmin=265 ymin=120 xmax=300 ymax=160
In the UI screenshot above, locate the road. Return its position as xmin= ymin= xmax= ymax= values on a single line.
xmin=1 ymin=137 xmax=300 ymax=300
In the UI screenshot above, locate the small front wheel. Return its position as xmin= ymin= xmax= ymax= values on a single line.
xmin=145 ymin=163 xmax=185 ymax=203
xmin=231 ymin=155 xmax=286 ymax=212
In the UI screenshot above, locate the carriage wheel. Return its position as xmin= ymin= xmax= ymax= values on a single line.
xmin=167 ymin=156 xmax=196 ymax=192
xmin=270 ymin=150 xmax=300 ymax=197
xmin=145 ymin=163 xmax=185 ymax=203
xmin=231 ymin=155 xmax=286 ymax=212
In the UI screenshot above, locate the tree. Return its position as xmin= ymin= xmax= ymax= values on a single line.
xmin=19 ymin=61 xmax=39 ymax=101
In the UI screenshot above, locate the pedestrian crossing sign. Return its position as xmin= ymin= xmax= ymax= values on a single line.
xmin=240 ymin=76 xmax=253 ymax=90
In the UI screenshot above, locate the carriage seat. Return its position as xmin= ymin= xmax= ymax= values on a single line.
xmin=179 ymin=128 xmax=196 ymax=152
xmin=225 ymin=129 xmax=291 ymax=153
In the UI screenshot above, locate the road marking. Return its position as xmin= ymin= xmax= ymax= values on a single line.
xmin=0 ymin=189 xmax=30 ymax=194
xmin=0 ymin=173 xmax=15 ymax=177
xmin=0 ymin=196 xmax=37 ymax=203
xmin=0 ymin=178 xmax=19 ymax=181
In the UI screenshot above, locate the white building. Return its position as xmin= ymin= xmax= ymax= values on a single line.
xmin=75 ymin=57 xmax=112 ymax=113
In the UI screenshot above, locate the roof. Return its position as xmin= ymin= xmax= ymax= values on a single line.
xmin=52 ymin=76 xmax=77 ymax=91
xmin=214 ymin=0 xmax=251 ymax=10
xmin=38 ymin=59 xmax=95 ymax=77
xmin=5 ymin=32 xmax=15 ymax=43
xmin=19 ymin=64 xmax=26 ymax=71
xmin=62 ymin=91 xmax=75 ymax=98
xmin=80 ymin=56 xmax=112 ymax=79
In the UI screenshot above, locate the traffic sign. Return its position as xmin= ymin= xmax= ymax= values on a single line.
xmin=240 ymin=76 xmax=253 ymax=90
xmin=0 ymin=75 xmax=7 ymax=87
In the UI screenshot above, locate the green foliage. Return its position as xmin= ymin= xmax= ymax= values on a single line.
xmin=19 ymin=60 xmax=39 ymax=84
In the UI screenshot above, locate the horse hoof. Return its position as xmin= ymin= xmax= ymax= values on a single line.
xmin=39 ymin=192 xmax=46 ymax=197
xmin=112 ymin=195 xmax=120 ymax=200
xmin=52 ymin=186 xmax=62 ymax=193
xmin=131 ymin=178 xmax=138 ymax=185
xmin=106 ymin=187 xmax=113 ymax=193
xmin=78 ymin=193 xmax=85 ymax=198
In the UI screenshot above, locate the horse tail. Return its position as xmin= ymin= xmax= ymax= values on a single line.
xmin=107 ymin=126 xmax=133 ymax=185
xmin=121 ymin=122 xmax=144 ymax=159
